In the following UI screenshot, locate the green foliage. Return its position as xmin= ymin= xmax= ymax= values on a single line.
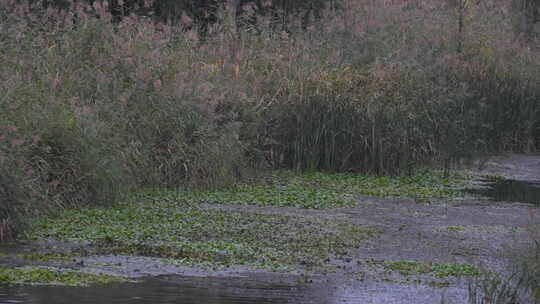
xmin=0 ymin=266 xmax=126 ymax=286
xmin=383 ymin=261 xmax=480 ymax=278
xmin=29 ymin=198 xmax=376 ymax=268
xmin=447 ymin=226 xmax=467 ymax=232
xmin=154 ymin=169 xmax=468 ymax=210
xmin=271 ymin=170 xmax=469 ymax=200
xmin=0 ymin=252 xmax=76 ymax=263
xmin=431 ymin=263 xmax=481 ymax=278
xmin=184 ymin=184 xmax=355 ymax=209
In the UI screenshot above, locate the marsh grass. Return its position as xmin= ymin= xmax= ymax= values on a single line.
xmin=1 ymin=0 xmax=539 ymax=236
xmin=467 ymin=214 xmax=540 ymax=304
xmin=467 ymin=264 xmax=540 ymax=304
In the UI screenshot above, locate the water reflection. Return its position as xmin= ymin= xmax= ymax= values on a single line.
xmin=0 ymin=276 xmax=297 ymax=304
xmin=0 ymin=275 xmax=468 ymax=304
xmin=322 ymin=282 xmax=466 ymax=304
xmin=465 ymin=179 xmax=540 ymax=205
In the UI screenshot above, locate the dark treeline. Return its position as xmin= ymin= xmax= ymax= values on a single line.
xmin=28 ymin=0 xmax=338 ymax=33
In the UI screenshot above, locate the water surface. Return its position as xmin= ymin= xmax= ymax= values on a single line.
xmin=0 ymin=274 xmax=468 ymax=304
xmin=0 ymin=276 xmax=297 ymax=304
xmin=465 ymin=179 xmax=540 ymax=205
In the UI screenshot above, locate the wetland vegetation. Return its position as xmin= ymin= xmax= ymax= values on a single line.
xmin=1 ymin=0 xmax=540 ymax=302
xmin=0 ymin=266 xmax=127 ymax=286
xmin=2 ymin=0 xmax=540 ymax=235
xmin=22 ymin=169 xmax=467 ymax=272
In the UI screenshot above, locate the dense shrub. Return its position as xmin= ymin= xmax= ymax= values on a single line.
xmin=0 ymin=2 xmax=247 ymax=232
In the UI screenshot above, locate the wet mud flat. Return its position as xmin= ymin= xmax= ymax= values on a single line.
xmin=1 ymin=154 xmax=539 ymax=303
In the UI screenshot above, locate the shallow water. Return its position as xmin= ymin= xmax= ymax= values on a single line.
xmin=0 ymin=274 xmax=468 ymax=304
xmin=0 ymin=276 xmax=297 ymax=304
xmin=466 ymin=179 xmax=540 ymax=205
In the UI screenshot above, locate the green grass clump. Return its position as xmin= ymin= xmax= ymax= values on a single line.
xmin=447 ymin=226 xmax=467 ymax=232
xmin=0 ymin=252 xmax=76 ymax=263
xmin=442 ymin=225 xmax=522 ymax=234
xmin=29 ymin=199 xmax=375 ymax=268
xmin=270 ymin=170 xmax=470 ymax=200
xmin=183 ymin=184 xmax=356 ymax=209
xmin=0 ymin=266 xmax=126 ymax=286
xmin=383 ymin=261 xmax=480 ymax=278
xmin=167 ymin=170 xmax=470 ymax=210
